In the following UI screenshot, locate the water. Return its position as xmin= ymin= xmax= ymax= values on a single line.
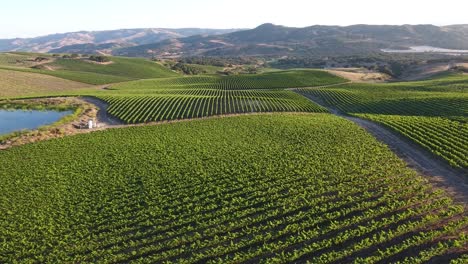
xmin=382 ymin=46 xmax=468 ymax=54
xmin=0 ymin=109 xmax=72 ymax=135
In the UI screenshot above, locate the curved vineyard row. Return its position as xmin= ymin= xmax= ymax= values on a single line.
xmin=356 ymin=114 xmax=468 ymax=168
xmin=98 ymin=90 xmax=327 ymax=123
xmin=111 ymin=70 xmax=346 ymax=91
xmin=296 ymin=88 xmax=468 ymax=117
xmin=296 ymin=86 xmax=468 ymax=170
xmin=0 ymin=114 xmax=466 ymax=263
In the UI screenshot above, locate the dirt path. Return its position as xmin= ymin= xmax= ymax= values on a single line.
xmin=286 ymin=82 xmax=352 ymax=91
xmin=296 ymin=91 xmax=468 ymax=204
xmin=80 ymin=96 xmax=124 ymax=126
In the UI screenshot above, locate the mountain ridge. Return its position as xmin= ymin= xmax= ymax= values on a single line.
xmin=114 ymin=23 xmax=468 ymax=58
xmin=0 ymin=28 xmax=243 ymax=53
xmin=3 ymin=24 xmax=468 ymax=57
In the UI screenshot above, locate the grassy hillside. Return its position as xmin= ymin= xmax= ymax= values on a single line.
xmin=47 ymin=57 xmax=178 ymax=79
xmin=0 ymin=69 xmax=92 ymax=98
xmin=0 ymin=53 xmax=179 ymax=85
xmin=0 ymin=52 xmax=51 ymax=67
xmin=1 ymin=113 xmax=465 ymax=262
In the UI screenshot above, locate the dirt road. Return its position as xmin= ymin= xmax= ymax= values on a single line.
xmin=80 ymin=96 xmax=124 ymax=126
xmin=297 ymin=91 xmax=468 ymax=204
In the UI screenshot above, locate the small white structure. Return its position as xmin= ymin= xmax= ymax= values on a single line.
xmin=88 ymin=119 xmax=94 ymax=129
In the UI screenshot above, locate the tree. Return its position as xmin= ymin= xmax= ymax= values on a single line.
xmin=89 ymin=55 xmax=110 ymax=63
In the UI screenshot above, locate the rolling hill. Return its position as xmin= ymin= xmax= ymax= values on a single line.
xmin=0 ymin=28 xmax=242 ymax=53
xmin=0 ymin=53 xmax=179 ymax=85
xmin=114 ymin=23 xmax=468 ymax=57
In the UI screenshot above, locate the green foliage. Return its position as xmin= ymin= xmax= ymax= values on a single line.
xmin=0 ymin=53 xmax=179 ymax=85
xmin=112 ymin=69 xmax=346 ymax=90
xmin=0 ymin=114 xmax=465 ymax=262
xmin=81 ymin=69 xmax=343 ymax=123
xmin=297 ymin=73 xmax=468 ymax=169
xmin=88 ymin=55 xmax=110 ymax=63
xmin=358 ymin=114 xmax=468 ymax=168
xmin=178 ymin=56 xmax=262 ymax=67
xmin=99 ymin=90 xmax=326 ymax=123
xmin=49 ymin=56 xmax=179 ymax=80
xmin=170 ymin=62 xmax=207 ymax=75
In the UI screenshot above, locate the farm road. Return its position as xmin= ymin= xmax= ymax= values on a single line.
xmin=81 ymin=96 xmax=124 ymax=126
xmin=296 ymin=90 xmax=468 ymax=204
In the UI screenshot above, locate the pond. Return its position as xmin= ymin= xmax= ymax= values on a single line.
xmin=0 ymin=109 xmax=73 ymax=135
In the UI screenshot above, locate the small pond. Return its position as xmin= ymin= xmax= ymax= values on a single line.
xmin=0 ymin=109 xmax=73 ymax=135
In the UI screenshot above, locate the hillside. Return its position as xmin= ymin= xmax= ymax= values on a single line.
xmin=0 ymin=28 xmax=242 ymax=53
xmin=114 ymin=23 xmax=468 ymax=57
xmin=0 ymin=53 xmax=179 ymax=85
xmin=0 ymin=69 xmax=91 ymax=98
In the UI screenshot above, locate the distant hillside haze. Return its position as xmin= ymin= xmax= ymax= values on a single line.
xmin=114 ymin=23 xmax=468 ymax=58
xmin=0 ymin=28 xmax=242 ymax=53
xmin=2 ymin=24 xmax=468 ymax=57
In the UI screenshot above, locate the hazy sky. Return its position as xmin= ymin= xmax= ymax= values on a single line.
xmin=1 ymin=0 xmax=467 ymax=39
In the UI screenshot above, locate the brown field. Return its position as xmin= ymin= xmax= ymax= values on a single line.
xmin=0 ymin=69 xmax=93 ymax=98
xmin=326 ymin=68 xmax=390 ymax=82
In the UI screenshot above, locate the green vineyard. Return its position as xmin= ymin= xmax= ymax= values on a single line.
xmin=99 ymin=90 xmax=326 ymax=123
xmin=296 ymin=89 xmax=467 ymax=117
xmin=110 ymin=69 xmax=346 ymax=91
xmin=1 ymin=114 xmax=466 ymax=263
xmin=296 ymin=78 xmax=468 ymax=169
xmin=67 ymin=69 xmax=345 ymax=123
xmin=356 ymin=114 xmax=468 ymax=168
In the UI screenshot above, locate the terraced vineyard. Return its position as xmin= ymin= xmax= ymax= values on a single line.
xmin=297 ymin=88 xmax=467 ymax=117
xmin=99 ymin=90 xmax=326 ymax=123
xmin=1 ymin=114 xmax=466 ymax=263
xmin=296 ymin=75 xmax=468 ymax=169
xmin=86 ymin=70 xmax=343 ymax=123
xmin=111 ymin=70 xmax=346 ymax=90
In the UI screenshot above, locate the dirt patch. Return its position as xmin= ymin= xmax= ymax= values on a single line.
xmin=209 ymin=39 xmax=234 ymax=46
xmin=80 ymin=97 xmax=123 ymax=126
xmin=327 ymin=68 xmax=390 ymax=83
xmin=399 ymin=63 xmax=451 ymax=81
xmin=83 ymin=59 xmax=114 ymax=65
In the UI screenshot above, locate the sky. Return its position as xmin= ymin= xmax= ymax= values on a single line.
xmin=1 ymin=0 xmax=467 ymax=39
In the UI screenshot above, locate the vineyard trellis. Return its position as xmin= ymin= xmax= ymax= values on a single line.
xmin=0 ymin=114 xmax=466 ymax=262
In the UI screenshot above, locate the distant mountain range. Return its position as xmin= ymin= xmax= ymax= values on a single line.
xmin=114 ymin=24 xmax=468 ymax=57
xmin=2 ymin=24 xmax=468 ymax=58
xmin=0 ymin=28 xmax=242 ymax=53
